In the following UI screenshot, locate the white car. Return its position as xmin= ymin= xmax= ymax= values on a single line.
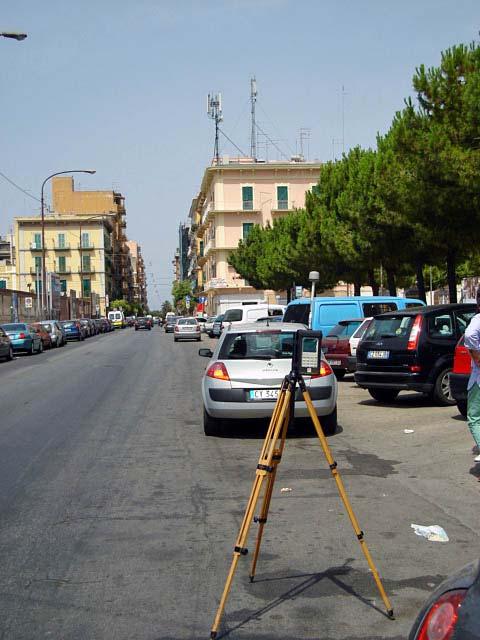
xmin=198 ymin=322 xmax=338 ymax=436
xmin=174 ymin=317 xmax=201 ymax=342
xmin=347 ymin=317 xmax=373 ymax=371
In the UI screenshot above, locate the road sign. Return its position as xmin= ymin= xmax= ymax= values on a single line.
xmin=24 ymin=297 xmax=33 ymax=309
xmin=295 ymin=286 xmax=303 ymax=298
xmin=185 ymin=295 xmax=191 ymax=303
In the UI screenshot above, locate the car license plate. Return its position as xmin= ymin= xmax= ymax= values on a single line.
xmin=327 ymin=359 xmax=341 ymax=366
xmin=249 ymin=389 xmax=279 ymax=401
xmin=367 ymin=350 xmax=390 ymax=359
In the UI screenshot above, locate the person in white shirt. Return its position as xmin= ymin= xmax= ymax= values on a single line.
xmin=463 ymin=287 xmax=480 ymax=464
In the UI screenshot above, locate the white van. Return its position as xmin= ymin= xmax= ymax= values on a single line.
xmin=108 ymin=310 xmax=126 ymax=329
xmin=222 ymin=304 xmax=285 ymax=326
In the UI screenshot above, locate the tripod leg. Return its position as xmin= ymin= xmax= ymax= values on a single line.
xmin=301 ymin=384 xmax=394 ymax=619
xmin=210 ymin=385 xmax=293 ymax=639
xmin=250 ymin=391 xmax=291 ymax=582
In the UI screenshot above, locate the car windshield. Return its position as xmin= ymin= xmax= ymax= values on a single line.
xmin=364 ymin=315 xmax=414 ymax=340
xmin=328 ymin=321 xmax=362 ymax=338
xmin=214 ymin=315 xmax=224 ymax=322
xmin=219 ymin=331 xmax=296 ymax=360
xmin=178 ymin=319 xmax=197 ymax=325
xmin=2 ymin=324 xmax=26 ymax=331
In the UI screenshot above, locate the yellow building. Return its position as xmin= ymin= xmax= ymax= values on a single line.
xmin=14 ymin=176 xmax=131 ymax=316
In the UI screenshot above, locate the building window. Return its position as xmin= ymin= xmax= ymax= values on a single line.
xmin=58 ymin=256 xmax=66 ymax=273
xmin=35 ymin=279 xmax=42 ymax=295
xmin=34 ymin=256 xmax=42 ymax=272
xmin=82 ymin=278 xmax=91 ymax=298
xmin=277 ymin=185 xmax=289 ymax=209
xmin=58 ymin=233 xmax=65 ymax=249
xmin=33 ymin=233 xmax=41 ymax=249
xmin=312 ymin=184 xmax=320 ymax=196
xmin=199 ymin=241 xmax=204 ymax=257
xmin=0 ymin=280 xmax=6 ymax=289
xmin=60 ymin=279 xmax=67 ymax=293
xmin=81 ymin=232 xmax=90 ymax=248
xmin=243 ymin=223 xmax=254 ymax=240
xmin=82 ymin=255 xmax=91 ymax=272
xmin=242 ymin=186 xmax=253 ymax=210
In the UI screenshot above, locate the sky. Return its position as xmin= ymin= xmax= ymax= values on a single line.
xmin=1 ymin=0 xmax=479 ymax=308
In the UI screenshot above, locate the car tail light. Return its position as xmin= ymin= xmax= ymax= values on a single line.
xmin=206 ymin=362 xmax=230 ymax=381
xmin=453 ymin=344 xmax=471 ymax=375
xmin=174 ymin=326 xmax=179 ymax=332
xmin=18 ymin=332 xmax=26 ymax=339
xmin=416 ymin=589 xmax=466 ymax=640
xmin=196 ymin=326 xmax=200 ymax=332
xmin=409 ymin=365 xmax=422 ymax=372
xmin=310 ymin=360 xmax=333 ymax=378
xmin=408 ymin=315 xmax=423 ymax=351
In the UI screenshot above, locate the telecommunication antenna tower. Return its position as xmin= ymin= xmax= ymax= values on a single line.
xmin=250 ymin=76 xmax=257 ymax=160
xmin=299 ymin=127 xmax=311 ymax=160
xmin=207 ymin=92 xmax=223 ymax=164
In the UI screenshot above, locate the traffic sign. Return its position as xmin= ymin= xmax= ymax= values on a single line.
xmin=24 ymin=297 xmax=33 ymax=309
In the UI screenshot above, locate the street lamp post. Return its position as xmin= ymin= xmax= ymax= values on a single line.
xmin=308 ymin=270 xmax=320 ymax=328
xmin=40 ymin=170 xmax=96 ymax=318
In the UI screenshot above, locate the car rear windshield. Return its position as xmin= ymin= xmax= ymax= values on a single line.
xmin=2 ymin=323 xmax=26 ymax=331
xmin=327 ymin=320 xmax=362 ymax=338
xmin=223 ymin=309 xmax=243 ymax=322
xmin=283 ymin=303 xmax=310 ymax=325
xmin=363 ymin=315 xmax=414 ymax=341
xmin=63 ymin=322 xmax=75 ymax=327
xmin=178 ymin=318 xmax=197 ymax=325
xmin=219 ymin=331 xmax=296 ymax=360
xmin=362 ymin=302 xmax=398 ymax=316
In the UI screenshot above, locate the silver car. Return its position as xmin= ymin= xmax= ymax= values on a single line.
xmin=40 ymin=320 xmax=66 ymax=347
xmin=174 ymin=317 xmax=201 ymax=342
xmin=198 ymin=322 xmax=338 ymax=436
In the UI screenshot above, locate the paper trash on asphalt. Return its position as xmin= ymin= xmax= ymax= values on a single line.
xmin=280 ymin=487 xmax=292 ymax=493
xmin=404 ymin=429 xmax=415 ymax=434
xmin=411 ymin=524 xmax=449 ymax=542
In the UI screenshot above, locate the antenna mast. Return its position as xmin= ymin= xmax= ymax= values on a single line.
xmin=250 ymin=76 xmax=257 ymax=160
xmin=207 ymin=92 xmax=223 ymax=164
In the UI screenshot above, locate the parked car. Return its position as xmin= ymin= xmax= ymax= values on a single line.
xmin=322 ymin=318 xmax=363 ymax=379
xmin=354 ymin=304 xmax=477 ymax=405
xmin=0 ymin=326 xmax=13 ymax=361
xmin=1 ymin=322 xmax=43 ymax=355
xmin=212 ymin=314 xmax=225 ymax=338
xmin=346 ymin=317 xmax=373 ymax=372
xmin=61 ymin=320 xmax=86 ymax=341
xmin=204 ymin=316 xmax=217 ymax=337
xmin=409 ymin=558 xmax=480 ymax=640
xmin=125 ymin=315 xmax=136 ymax=327
xmin=174 ymin=317 xmax=201 ymax=342
xmin=196 ymin=317 xmax=207 ymax=332
xmin=135 ymin=317 xmax=151 ymax=331
xmin=79 ymin=318 xmax=93 ymax=337
xmin=283 ymin=295 xmax=425 ymax=334
xmin=198 ymin=322 xmax=338 ymax=436
xmin=32 ymin=323 xmax=53 ymax=349
xmin=164 ymin=316 xmax=179 ymax=333
xmin=39 ymin=320 xmax=67 ymax=347
xmin=450 ymin=335 xmax=470 ymax=417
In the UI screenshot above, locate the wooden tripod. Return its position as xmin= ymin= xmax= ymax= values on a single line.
xmin=210 ymin=372 xmax=394 ymax=639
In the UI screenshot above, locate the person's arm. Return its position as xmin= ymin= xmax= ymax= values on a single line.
xmin=469 ymin=349 xmax=480 ymax=366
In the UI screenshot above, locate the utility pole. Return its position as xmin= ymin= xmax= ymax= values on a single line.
xmin=207 ymin=93 xmax=223 ymax=164
xmin=250 ymin=76 xmax=257 ymax=160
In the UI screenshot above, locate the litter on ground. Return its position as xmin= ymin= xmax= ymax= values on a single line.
xmin=411 ymin=523 xmax=449 ymax=542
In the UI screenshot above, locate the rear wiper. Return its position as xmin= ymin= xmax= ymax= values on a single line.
xmin=379 ymin=333 xmax=396 ymax=338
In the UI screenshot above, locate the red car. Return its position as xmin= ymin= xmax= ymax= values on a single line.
xmin=450 ymin=335 xmax=470 ymax=416
xmin=323 ymin=319 xmax=363 ymax=379
xmin=32 ymin=323 xmax=53 ymax=349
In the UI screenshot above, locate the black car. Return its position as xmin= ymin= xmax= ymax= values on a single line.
xmin=354 ymin=303 xmax=476 ymax=405
xmin=135 ymin=317 xmax=151 ymax=331
xmin=212 ymin=314 xmax=225 ymax=338
xmin=409 ymin=559 xmax=480 ymax=639
xmin=164 ymin=317 xmax=178 ymax=333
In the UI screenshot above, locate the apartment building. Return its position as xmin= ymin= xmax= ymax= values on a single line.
xmin=126 ymin=240 xmax=148 ymax=308
xmin=188 ymin=157 xmax=322 ymax=314
xmin=0 ymin=235 xmax=15 ymax=290
xmin=14 ymin=177 xmax=131 ymax=316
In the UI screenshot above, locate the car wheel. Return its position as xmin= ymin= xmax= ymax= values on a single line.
xmin=135 ymin=327 xmax=138 ymax=331
xmin=37 ymin=341 xmax=43 ymax=354
xmin=29 ymin=342 xmax=35 ymax=356
xmin=6 ymin=346 xmax=13 ymax=361
xmin=368 ymin=388 xmax=399 ymax=403
xmin=204 ymin=409 xmax=222 ymax=436
xmin=319 ymin=406 xmax=337 ymax=436
xmin=197 ymin=337 xmax=201 ymax=342
xmin=432 ymin=367 xmax=455 ymax=406
xmin=457 ymin=399 xmax=467 ymax=417
xmin=174 ymin=337 xmax=178 ymax=342
xmin=334 ymin=370 xmax=346 ymax=380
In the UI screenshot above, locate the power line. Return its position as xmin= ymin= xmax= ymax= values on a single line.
xmin=0 ymin=170 xmax=42 ymax=203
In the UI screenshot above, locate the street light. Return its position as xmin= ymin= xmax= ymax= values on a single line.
xmin=40 ymin=170 xmax=96 ymax=317
xmin=1 ymin=32 xmax=27 ymax=41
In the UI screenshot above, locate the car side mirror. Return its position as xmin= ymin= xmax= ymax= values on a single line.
xmin=199 ymin=348 xmax=213 ymax=358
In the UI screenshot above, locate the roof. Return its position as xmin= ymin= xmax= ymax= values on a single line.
xmin=375 ymin=303 xmax=477 ymax=317
xmin=224 ymin=322 xmax=307 ymax=333
xmin=288 ymin=295 xmax=425 ymax=305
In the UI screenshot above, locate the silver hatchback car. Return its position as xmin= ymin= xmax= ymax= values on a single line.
xmin=199 ymin=322 xmax=338 ymax=436
xmin=174 ymin=317 xmax=202 ymax=342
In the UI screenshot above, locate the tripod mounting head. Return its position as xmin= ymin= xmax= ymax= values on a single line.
xmin=292 ymin=329 xmax=323 ymax=377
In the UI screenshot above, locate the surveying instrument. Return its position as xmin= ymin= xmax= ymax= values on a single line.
xmin=210 ymin=329 xmax=394 ymax=638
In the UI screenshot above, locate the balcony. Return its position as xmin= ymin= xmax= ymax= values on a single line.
xmin=30 ymin=267 xmax=42 ymax=275
xmin=30 ymin=243 xmax=42 ymax=251
xmin=79 ymin=267 xmax=96 ymax=274
xmin=78 ymin=244 xmax=95 ymax=250
xmin=57 ymin=268 xmax=72 ymax=275
xmin=200 ymin=201 xmax=261 ymax=226
xmin=271 ymin=201 xmax=296 ymax=215
xmin=53 ymin=243 xmax=71 ymax=251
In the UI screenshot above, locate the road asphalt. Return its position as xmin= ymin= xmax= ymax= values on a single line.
xmin=0 ymin=326 xmax=478 ymax=639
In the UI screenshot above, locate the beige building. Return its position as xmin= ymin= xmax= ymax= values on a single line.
xmin=188 ymin=157 xmax=321 ymax=314
xmin=126 ymin=240 xmax=148 ymax=308
xmin=14 ymin=177 xmax=131 ymax=316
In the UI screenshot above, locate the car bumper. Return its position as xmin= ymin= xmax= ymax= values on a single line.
xmin=324 ymin=354 xmax=351 ymax=371
xmin=450 ymin=372 xmax=468 ymax=402
xmin=203 ymin=385 xmax=335 ymax=419
xmin=346 ymin=356 xmax=357 ymax=372
xmin=10 ymin=338 xmax=32 ymax=351
xmin=65 ymin=332 xmax=81 ymax=340
xmin=354 ymin=369 xmax=432 ymax=393
xmin=174 ymin=332 xmax=201 ymax=340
